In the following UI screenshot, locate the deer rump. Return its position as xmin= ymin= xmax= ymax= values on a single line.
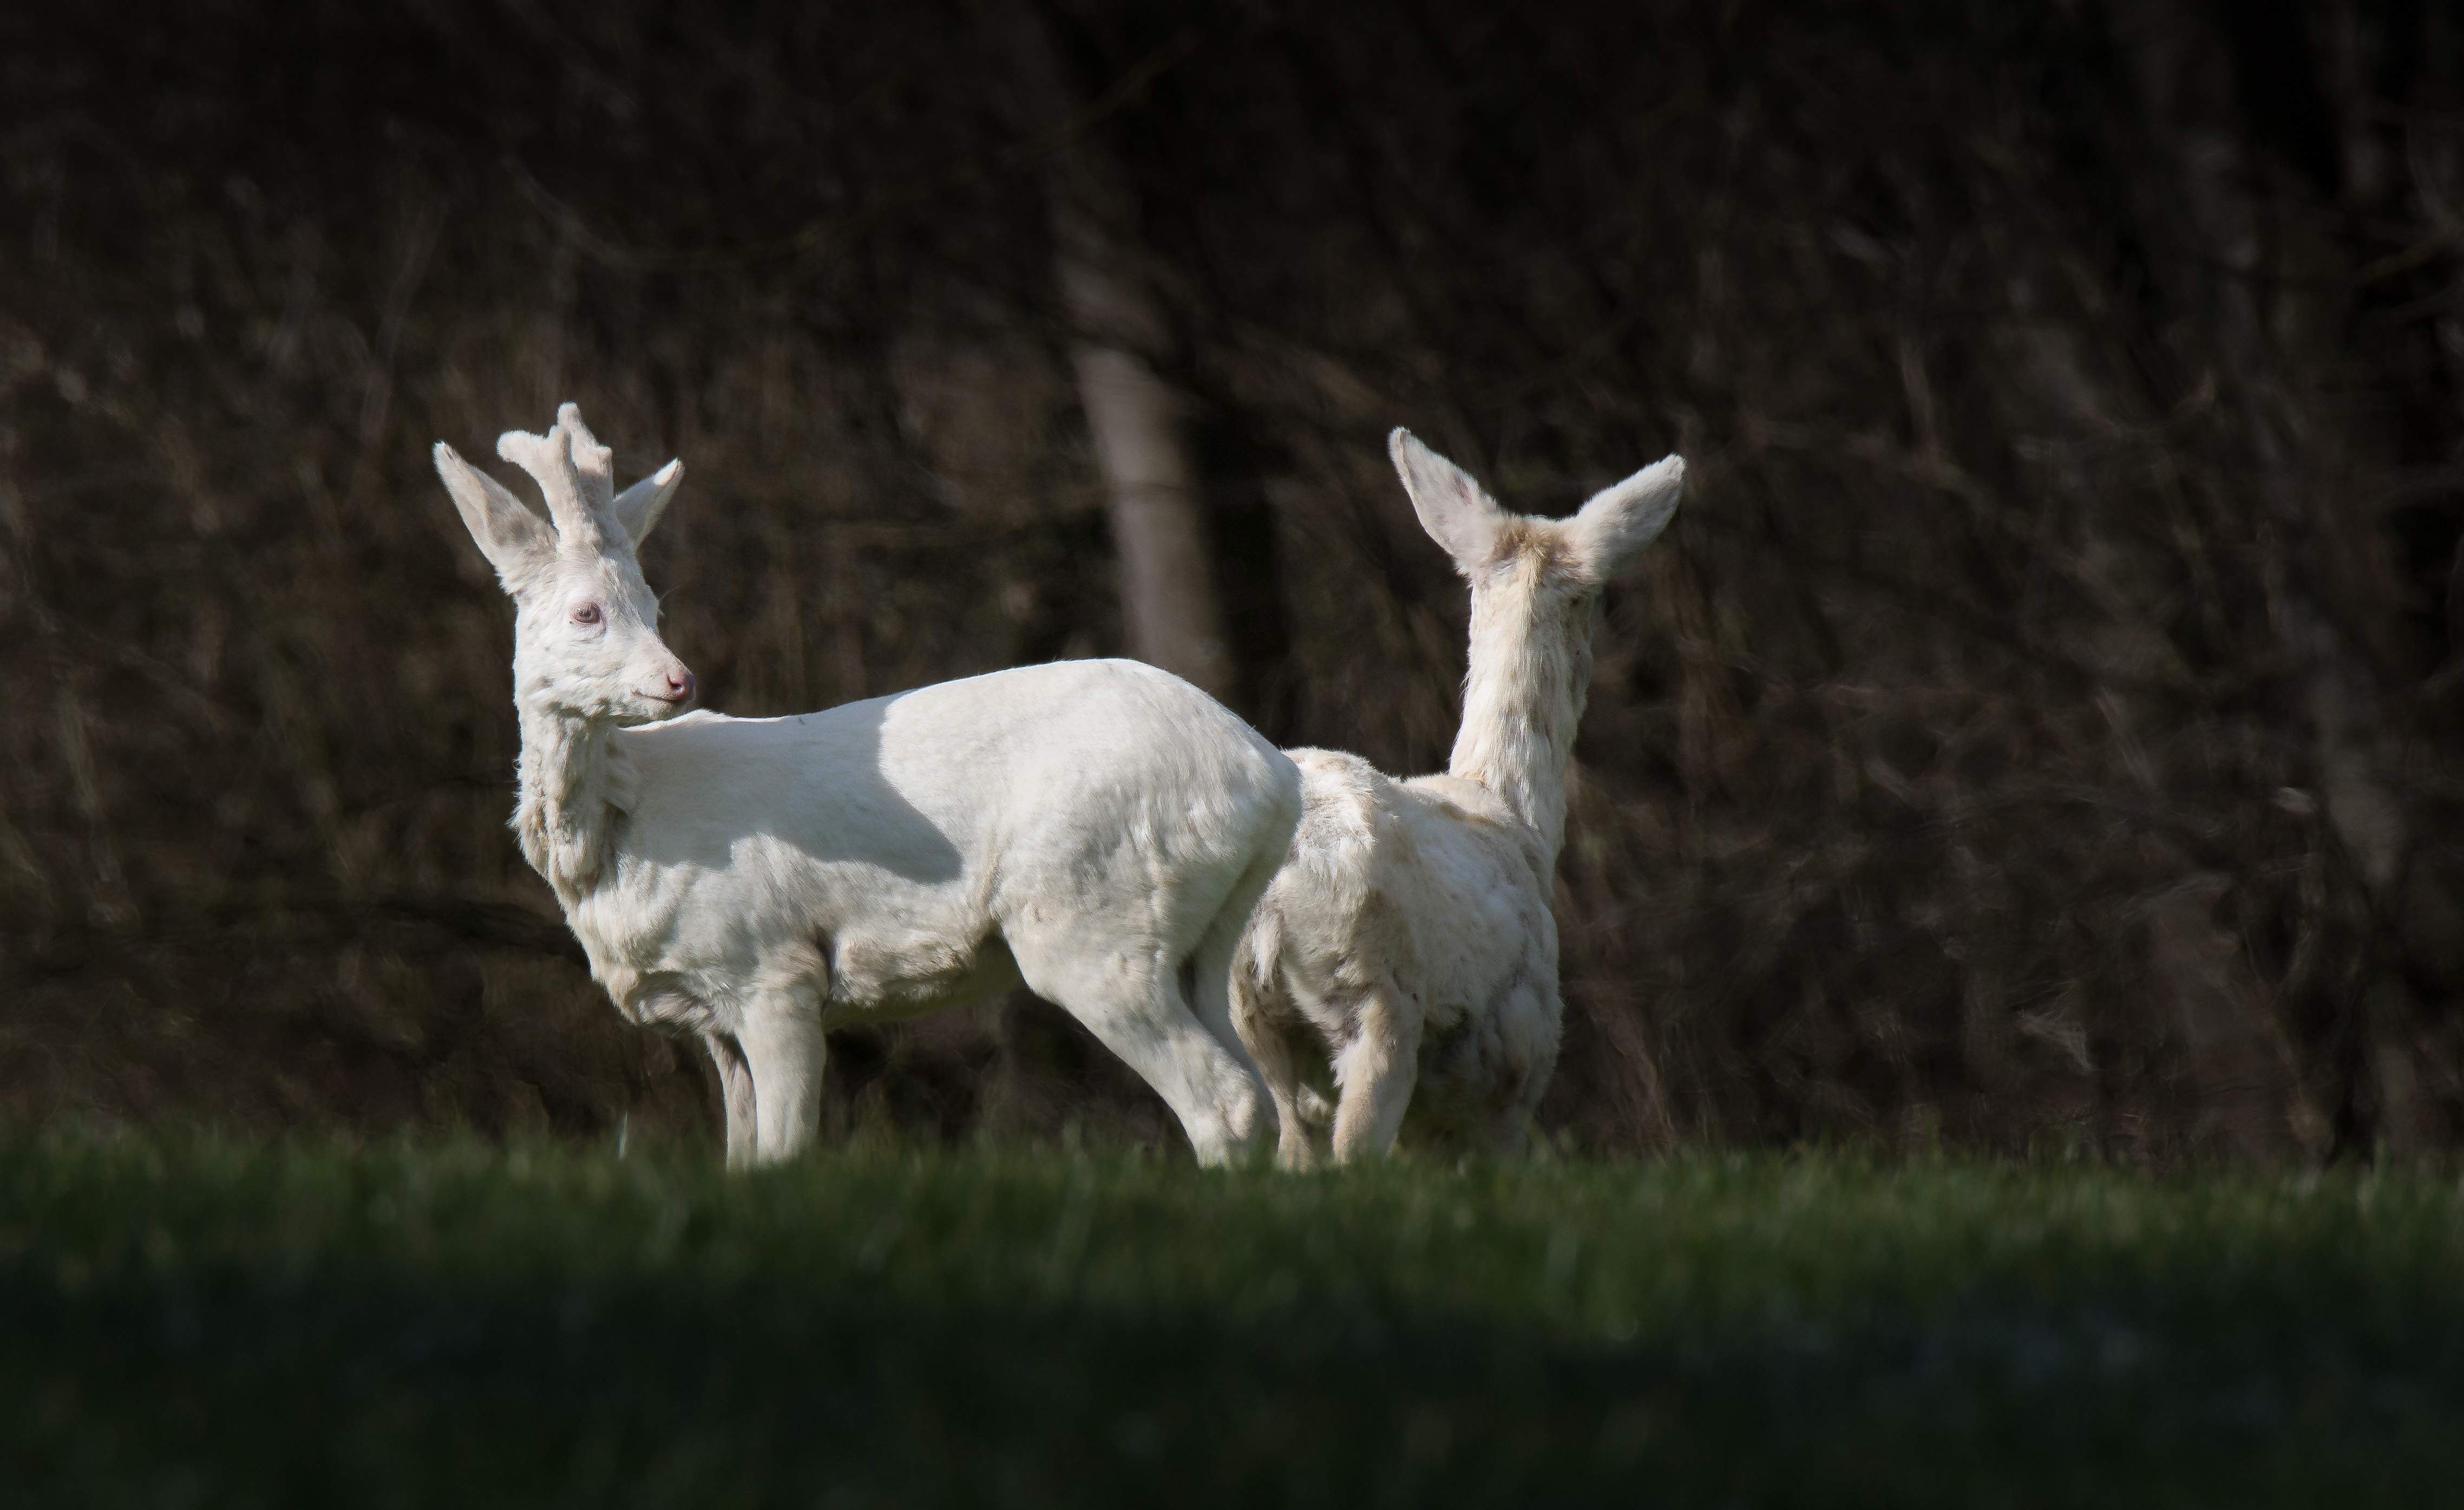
xmin=1230 ymin=429 xmax=1684 ymax=1167
xmin=1232 ymin=748 xmax=1563 ymax=1156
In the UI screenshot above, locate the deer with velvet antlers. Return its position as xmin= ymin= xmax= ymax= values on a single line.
xmin=435 ymin=404 xmax=1299 ymax=1166
xmin=1231 ymin=430 xmax=1684 ymax=1165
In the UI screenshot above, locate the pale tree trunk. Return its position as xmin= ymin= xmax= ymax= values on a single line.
xmin=989 ymin=2 xmax=1235 ymax=702
xmin=1059 ymin=257 xmax=1235 ymax=701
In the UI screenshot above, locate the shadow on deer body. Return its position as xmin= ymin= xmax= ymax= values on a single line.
xmin=1232 ymin=429 xmax=1685 ymax=1166
xmin=436 ymin=404 xmax=1300 ymax=1167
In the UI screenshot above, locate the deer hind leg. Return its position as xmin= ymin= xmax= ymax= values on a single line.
xmin=1261 ymin=1024 xmax=1322 ymax=1171
xmin=1229 ymin=962 xmax=1318 ymax=1170
xmin=1185 ymin=842 xmax=1286 ymax=1080
xmin=704 ymin=1031 xmax=759 ymax=1169
xmin=1007 ymin=922 xmax=1266 ymax=1167
xmin=1488 ymin=975 xmax=1563 ymax=1159
xmin=1203 ymin=850 xmax=1316 ymax=1167
xmin=1328 ymin=983 xmax=1423 ymax=1164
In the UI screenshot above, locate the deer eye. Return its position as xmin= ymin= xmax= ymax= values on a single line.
xmin=571 ymin=603 xmax=602 ymax=626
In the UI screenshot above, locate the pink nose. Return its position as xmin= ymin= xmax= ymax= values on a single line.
xmin=664 ymin=668 xmax=697 ymax=703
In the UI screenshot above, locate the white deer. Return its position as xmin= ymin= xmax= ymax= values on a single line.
xmin=435 ymin=404 xmax=1300 ymax=1166
xmin=1231 ymin=430 xmax=1683 ymax=1165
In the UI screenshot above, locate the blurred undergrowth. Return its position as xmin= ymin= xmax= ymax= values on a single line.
xmin=3 ymin=1 xmax=2463 ymax=1160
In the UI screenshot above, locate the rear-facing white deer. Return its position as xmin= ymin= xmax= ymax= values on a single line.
xmin=436 ymin=404 xmax=1299 ymax=1166
xmin=1231 ymin=430 xmax=1683 ymax=1165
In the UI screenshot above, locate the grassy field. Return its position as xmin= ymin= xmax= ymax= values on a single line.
xmin=6 ymin=1134 xmax=2463 ymax=1507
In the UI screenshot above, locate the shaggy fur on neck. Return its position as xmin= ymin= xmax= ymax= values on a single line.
xmin=1448 ymin=548 xmax=1601 ymax=860
xmin=514 ymin=705 xmax=637 ymax=904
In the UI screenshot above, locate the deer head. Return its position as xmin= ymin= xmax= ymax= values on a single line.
xmin=435 ymin=403 xmax=696 ymax=724
xmin=1390 ymin=427 xmax=1683 ymax=625
xmin=1388 ymin=428 xmax=1685 ymax=844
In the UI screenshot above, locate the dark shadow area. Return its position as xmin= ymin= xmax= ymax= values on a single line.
xmin=4 ymin=1 xmax=2464 ymax=1160
xmin=8 ymin=1259 xmax=2461 ymax=1506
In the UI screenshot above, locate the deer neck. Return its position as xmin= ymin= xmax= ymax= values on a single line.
xmin=1446 ymin=573 xmax=1594 ymax=860
xmin=513 ymin=705 xmax=631 ymax=906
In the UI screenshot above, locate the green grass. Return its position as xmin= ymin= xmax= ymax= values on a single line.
xmin=6 ymin=1134 xmax=2463 ymax=1507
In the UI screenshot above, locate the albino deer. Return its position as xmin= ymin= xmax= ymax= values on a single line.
xmin=435 ymin=404 xmax=1300 ymax=1166
xmin=1231 ymin=430 xmax=1683 ymax=1165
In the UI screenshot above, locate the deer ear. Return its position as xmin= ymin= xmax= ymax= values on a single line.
xmin=435 ymin=442 xmax=554 ymax=593
xmin=1564 ymin=454 xmax=1684 ymax=580
xmin=610 ymin=459 xmax=684 ymax=547
xmin=1389 ymin=428 xmax=1503 ymax=574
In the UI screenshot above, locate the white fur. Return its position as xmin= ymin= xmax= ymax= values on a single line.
xmin=437 ymin=404 xmax=1300 ymax=1167
xmin=1232 ymin=430 xmax=1683 ymax=1165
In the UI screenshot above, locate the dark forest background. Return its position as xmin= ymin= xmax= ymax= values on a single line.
xmin=5 ymin=0 xmax=2463 ymax=1162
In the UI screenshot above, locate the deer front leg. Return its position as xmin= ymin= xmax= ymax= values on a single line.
xmin=704 ymin=1031 xmax=758 ymax=1169
xmin=737 ymin=1004 xmax=827 ymax=1163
